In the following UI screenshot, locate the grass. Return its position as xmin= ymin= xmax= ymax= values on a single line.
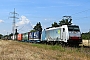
xmin=10 ymin=40 xmax=90 ymax=54
xmin=0 ymin=40 xmax=90 ymax=60
xmin=31 ymin=43 xmax=65 ymax=52
xmin=30 ymin=43 xmax=90 ymax=59
xmin=4 ymin=40 xmax=90 ymax=60
xmin=21 ymin=42 xmax=89 ymax=52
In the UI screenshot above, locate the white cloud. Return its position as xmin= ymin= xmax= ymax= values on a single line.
xmin=0 ymin=20 xmax=4 ymax=23
xmin=44 ymin=19 xmax=47 ymax=21
xmin=3 ymin=30 xmax=6 ymax=32
xmin=16 ymin=16 xmax=34 ymax=33
xmin=16 ymin=16 xmax=30 ymax=26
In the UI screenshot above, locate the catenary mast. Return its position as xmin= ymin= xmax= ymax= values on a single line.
xmin=10 ymin=8 xmax=19 ymax=40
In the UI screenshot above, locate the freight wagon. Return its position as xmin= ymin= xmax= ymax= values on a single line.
xmin=17 ymin=31 xmax=41 ymax=43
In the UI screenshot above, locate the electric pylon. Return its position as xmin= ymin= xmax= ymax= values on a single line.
xmin=10 ymin=8 xmax=19 ymax=40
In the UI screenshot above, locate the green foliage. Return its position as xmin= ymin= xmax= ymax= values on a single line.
xmin=52 ymin=22 xmax=59 ymax=27
xmin=15 ymin=32 xmax=19 ymax=35
xmin=33 ymin=22 xmax=42 ymax=32
xmin=0 ymin=34 xmax=3 ymax=37
xmin=31 ymin=44 xmax=65 ymax=52
xmin=0 ymin=34 xmax=3 ymax=39
xmin=82 ymin=32 xmax=90 ymax=40
xmin=9 ymin=33 xmax=13 ymax=36
xmin=15 ymin=29 xmax=19 ymax=35
xmin=59 ymin=19 xmax=72 ymax=26
xmin=30 ymin=30 xmax=36 ymax=32
xmin=51 ymin=16 xmax=72 ymax=27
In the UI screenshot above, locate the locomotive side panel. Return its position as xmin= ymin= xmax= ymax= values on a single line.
xmin=41 ymin=29 xmax=46 ymax=41
xmin=45 ymin=27 xmax=61 ymax=42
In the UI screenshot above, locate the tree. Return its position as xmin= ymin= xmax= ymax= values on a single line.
xmin=9 ymin=33 xmax=13 ymax=36
xmin=59 ymin=16 xmax=72 ymax=26
xmin=30 ymin=30 xmax=36 ymax=32
xmin=33 ymin=22 xmax=42 ymax=32
xmin=82 ymin=32 xmax=90 ymax=40
xmin=52 ymin=22 xmax=59 ymax=27
xmin=15 ymin=32 xmax=19 ymax=35
xmin=0 ymin=34 xmax=3 ymax=39
xmin=15 ymin=29 xmax=19 ymax=35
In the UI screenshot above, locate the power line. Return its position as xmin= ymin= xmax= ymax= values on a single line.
xmin=64 ymin=9 xmax=90 ymax=21
xmin=17 ymin=22 xmax=33 ymax=32
xmin=9 ymin=8 xmax=19 ymax=40
xmin=71 ymin=9 xmax=90 ymax=16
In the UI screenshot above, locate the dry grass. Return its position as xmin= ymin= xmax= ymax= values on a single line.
xmin=0 ymin=40 xmax=90 ymax=60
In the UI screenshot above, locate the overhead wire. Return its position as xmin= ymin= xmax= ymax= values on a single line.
xmin=70 ymin=8 xmax=90 ymax=20
xmin=71 ymin=9 xmax=90 ymax=16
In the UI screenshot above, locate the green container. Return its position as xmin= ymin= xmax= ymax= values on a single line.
xmin=22 ymin=32 xmax=29 ymax=41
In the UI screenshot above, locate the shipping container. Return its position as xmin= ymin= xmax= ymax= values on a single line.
xmin=34 ymin=31 xmax=41 ymax=39
xmin=28 ymin=32 xmax=34 ymax=42
xmin=22 ymin=32 xmax=29 ymax=42
xmin=17 ymin=34 xmax=22 ymax=41
xmin=28 ymin=31 xmax=41 ymax=43
xmin=33 ymin=31 xmax=41 ymax=42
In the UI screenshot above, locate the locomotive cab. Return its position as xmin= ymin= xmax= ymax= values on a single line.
xmin=67 ymin=25 xmax=82 ymax=44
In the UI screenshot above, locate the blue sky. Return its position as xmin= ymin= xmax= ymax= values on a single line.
xmin=0 ymin=0 xmax=90 ymax=35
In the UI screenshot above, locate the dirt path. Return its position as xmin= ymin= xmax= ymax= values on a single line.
xmin=0 ymin=40 xmax=89 ymax=60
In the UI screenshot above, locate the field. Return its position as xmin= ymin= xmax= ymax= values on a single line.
xmin=0 ymin=39 xmax=90 ymax=60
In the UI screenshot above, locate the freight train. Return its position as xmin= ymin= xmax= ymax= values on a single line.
xmin=6 ymin=25 xmax=82 ymax=46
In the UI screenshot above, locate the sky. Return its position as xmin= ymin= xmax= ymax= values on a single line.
xmin=0 ymin=0 xmax=90 ymax=35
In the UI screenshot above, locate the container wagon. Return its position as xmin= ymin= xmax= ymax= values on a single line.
xmin=20 ymin=31 xmax=41 ymax=43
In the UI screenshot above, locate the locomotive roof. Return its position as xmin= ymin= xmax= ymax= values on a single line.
xmin=45 ymin=25 xmax=79 ymax=31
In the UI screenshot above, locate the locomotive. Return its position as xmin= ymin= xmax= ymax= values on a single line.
xmin=41 ymin=25 xmax=82 ymax=46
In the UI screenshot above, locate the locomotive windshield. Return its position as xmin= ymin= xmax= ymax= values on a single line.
xmin=68 ymin=25 xmax=80 ymax=31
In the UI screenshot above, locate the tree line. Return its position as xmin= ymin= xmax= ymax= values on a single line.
xmin=82 ymin=32 xmax=90 ymax=40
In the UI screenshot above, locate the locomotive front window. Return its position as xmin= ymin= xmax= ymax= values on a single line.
xmin=68 ymin=26 xmax=80 ymax=31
